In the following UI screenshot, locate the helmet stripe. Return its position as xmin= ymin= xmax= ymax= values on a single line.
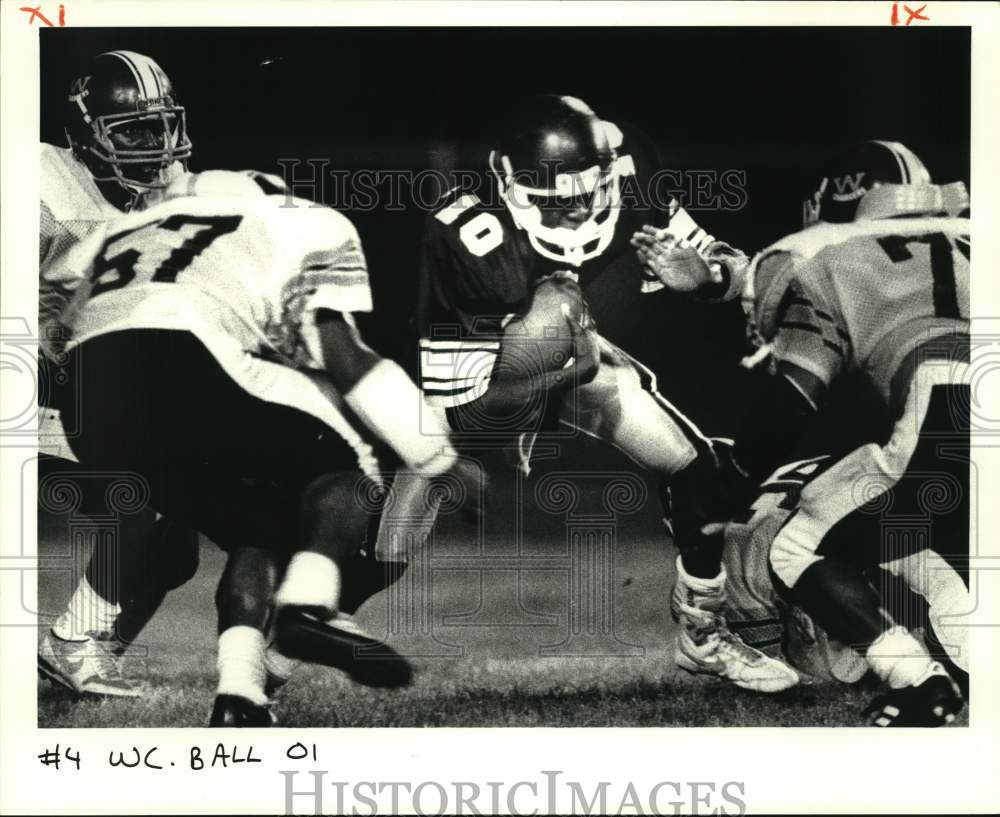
xmin=146 ymin=60 xmax=165 ymax=98
xmin=108 ymin=51 xmax=146 ymax=96
xmin=127 ymin=51 xmax=161 ymax=99
xmin=874 ymin=140 xmax=931 ymax=185
xmin=874 ymin=140 xmax=909 ymax=183
xmin=895 ymin=142 xmax=930 ymax=184
xmin=106 ymin=50 xmax=148 ymax=97
xmin=110 ymin=50 xmax=166 ymax=101
xmin=890 ymin=142 xmax=912 ymax=183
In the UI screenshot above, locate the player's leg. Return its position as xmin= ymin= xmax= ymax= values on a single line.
xmin=263 ymin=469 xmax=421 ymax=695
xmin=210 ymin=544 xmax=282 ymax=727
xmin=520 ymin=276 xmax=797 ymax=690
xmin=272 ymin=471 xmax=413 ymax=688
xmin=113 ymin=517 xmax=201 ymax=649
xmin=769 ymin=365 xmax=968 ymax=725
xmin=167 ymin=348 xmax=416 ymax=693
xmin=37 ymin=346 xmax=142 ymax=695
xmin=37 ymin=452 xmax=154 ymax=697
xmin=62 ymin=329 xmax=280 ymax=720
xmin=39 ymin=337 xmax=201 ymax=696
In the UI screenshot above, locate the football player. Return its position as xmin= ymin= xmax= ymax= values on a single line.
xmin=51 ymin=169 xmax=482 ymax=725
xmin=415 ymin=94 xmax=797 ymax=692
xmin=38 ymin=51 xmax=199 ymax=697
xmin=650 ymin=140 xmax=971 ymax=725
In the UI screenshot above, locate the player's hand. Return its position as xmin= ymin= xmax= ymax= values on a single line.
xmin=631 ymin=225 xmax=722 ymax=292
xmin=562 ymin=302 xmax=600 ymax=385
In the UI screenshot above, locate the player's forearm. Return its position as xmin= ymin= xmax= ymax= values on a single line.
xmin=313 ymin=310 xmax=457 ymax=474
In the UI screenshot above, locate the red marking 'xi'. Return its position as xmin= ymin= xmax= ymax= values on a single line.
xmin=20 ymin=4 xmax=66 ymax=26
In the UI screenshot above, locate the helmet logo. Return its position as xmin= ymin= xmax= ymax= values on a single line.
xmin=831 ymin=172 xmax=867 ymax=202
xmin=68 ymin=75 xmax=91 ymax=99
xmin=137 ymin=94 xmax=175 ymax=110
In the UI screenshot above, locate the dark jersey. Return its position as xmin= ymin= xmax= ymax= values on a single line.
xmin=416 ymin=126 xmax=722 ymax=409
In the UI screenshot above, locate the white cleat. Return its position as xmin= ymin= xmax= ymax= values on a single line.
xmin=670 ymin=557 xmax=799 ymax=692
xmin=38 ymin=631 xmax=144 ymax=697
xmin=674 ymin=616 xmax=801 ymax=692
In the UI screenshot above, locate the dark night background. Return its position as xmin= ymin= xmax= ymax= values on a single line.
xmin=40 ymin=27 xmax=970 ymax=436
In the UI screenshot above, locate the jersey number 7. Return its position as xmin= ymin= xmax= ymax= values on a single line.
xmin=876 ymin=232 xmax=969 ymax=320
xmin=90 ymin=214 xmax=244 ymax=298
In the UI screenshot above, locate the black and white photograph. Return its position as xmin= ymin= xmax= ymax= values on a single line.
xmin=2 ymin=1 xmax=999 ymax=814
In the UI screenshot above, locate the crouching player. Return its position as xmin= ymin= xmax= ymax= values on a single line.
xmin=54 ymin=170 xmax=482 ymax=725
xmin=642 ymin=140 xmax=971 ymax=725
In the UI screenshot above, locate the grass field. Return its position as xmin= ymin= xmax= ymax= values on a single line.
xmin=36 ymin=445 xmax=967 ymax=729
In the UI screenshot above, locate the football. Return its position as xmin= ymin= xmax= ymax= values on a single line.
xmin=501 ymin=272 xmax=590 ymax=377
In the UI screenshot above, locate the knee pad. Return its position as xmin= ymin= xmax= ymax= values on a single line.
xmin=769 ymin=511 xmax=826 ymax=589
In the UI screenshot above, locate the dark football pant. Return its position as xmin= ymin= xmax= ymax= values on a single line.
xmin=66 ymin=329 xmax=387 ymax=637
xmin=40 ymin=346 xmax=199 ymax=644
xmin=65 ymin=329 xmax=375 ymax=554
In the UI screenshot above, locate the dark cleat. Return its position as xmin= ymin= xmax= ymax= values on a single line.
xmin=209 ymin=694 xmax=276 ymax=727
xmin=864 ymin=663 xmax=964 ymax=727
xmin=274 ymin=608 xmax=413 ymax=688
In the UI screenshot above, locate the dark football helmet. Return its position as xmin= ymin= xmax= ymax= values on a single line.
xmin=65 ymin=50 xmax=192 ymax=194
xmin=489 ymin=95 xmax=626 ymax=266
xmin=802 ymin=140 xmax=933 ymax=226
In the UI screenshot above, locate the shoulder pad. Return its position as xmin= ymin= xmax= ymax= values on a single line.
xmin=766 ymin=221 xmax=880 ymax=261
xmin=750 ymin=249 xmax=798 ymax=341
xmin=856 ymin=181 xmax=969 ymax=220
xmin=40 ymin=142 xmax=115 ymax=223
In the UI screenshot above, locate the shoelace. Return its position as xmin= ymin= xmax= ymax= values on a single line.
xmin=715 ymin=625 xmax=766 ymax=664
xmin=88 ymin=637 xmax=127 ymax=680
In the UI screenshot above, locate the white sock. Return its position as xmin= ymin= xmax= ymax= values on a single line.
xmin=274 ymin=551 xmax=341 ymax=613
xmin=675 ymin=556 xmax=726 ymax=595
xmin=673 ymin=556 xmax=727 ymax=628
xmin=866 ymin=626 xmax=935 ymax=689
xmin=51 ymin=577 xmax=121 ymax=641
xmin=216 ymin=626 xmax=268 ymax=705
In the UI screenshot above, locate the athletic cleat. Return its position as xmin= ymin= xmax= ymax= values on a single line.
xmin=264 ymin=667 xmax=290 ymax=699
xmin=38 ymin=630 xmax=143 ymax=697
xmin=864 ymin=662 xmax=964 ymax=727
xmin=671 ymin=556 xmax=799 ymax=692
xmin=275 ymin=608 xmax=413 ymax=688
xmin=263 ymin=644 xmax=299 ymax=699
xmin=209 ymin=694 xmax=276 ymax=727
xmin=675 ymin=615 xmax=801 ymax=693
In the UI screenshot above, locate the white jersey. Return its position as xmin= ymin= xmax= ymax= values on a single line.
xmin=39 ymin=144 xmax=122 ymax=336
xmin=39 ymin=143 xmax=183 ymax=343
xmin=62 ymin=191 xmax=372 ymax=372
xmin=749 ymin=215 xmax=969 ymax=408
